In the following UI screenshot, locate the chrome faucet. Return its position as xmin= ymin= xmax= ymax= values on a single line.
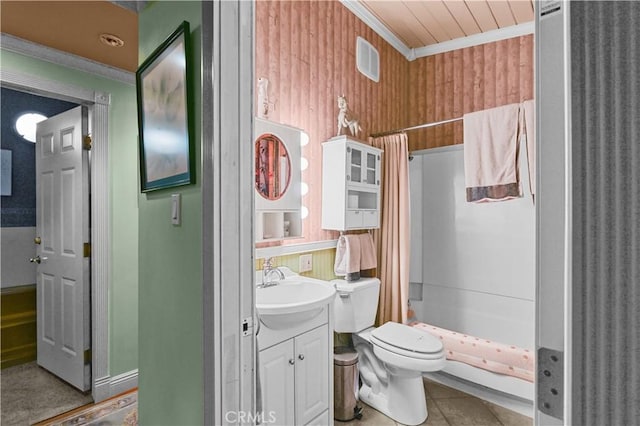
xmin=259 ymin=257 xmax=284 ymax=288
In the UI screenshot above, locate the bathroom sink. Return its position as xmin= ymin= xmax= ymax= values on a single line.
xmin=256 ymin=271 xmax=336 ymax=329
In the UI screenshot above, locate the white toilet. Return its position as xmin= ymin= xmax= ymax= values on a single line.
xmin=333 ymin=278 xmax=445 ymax=425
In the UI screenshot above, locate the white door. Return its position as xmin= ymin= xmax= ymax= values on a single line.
xmin=35 ymin=106 xmax=91 ymax=392
xmin=295 ymin=325 xmax=329 ymax=425
xmin=260 ymin=340 xmax=295 ymax=425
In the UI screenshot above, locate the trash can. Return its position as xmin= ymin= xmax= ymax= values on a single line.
xmin=334 ymin=347 xmax=363 ymax=421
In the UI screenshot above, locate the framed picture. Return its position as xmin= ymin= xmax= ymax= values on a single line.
xmin=136 ymin=21 xmax=194 ymax=192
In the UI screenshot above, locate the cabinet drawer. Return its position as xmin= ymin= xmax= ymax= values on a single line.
xmin=345 ymin=210 xmax=363 ymax=229
xmin=362 ymin=210 xmax=378 ymax=227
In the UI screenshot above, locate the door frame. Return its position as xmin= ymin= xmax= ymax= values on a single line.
xmin=535 ymin=2 xmax=573 ymax=424
xmin=0 ymin=69 xmax=113 ymax=401
xmin=202 ymin=1 xmax=255 ymax=423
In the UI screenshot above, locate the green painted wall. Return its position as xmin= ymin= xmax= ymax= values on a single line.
xmin=137 ymin=2 xmax=203 ymax=425
xmin=0 ymin=50 xmax=139 ymax=376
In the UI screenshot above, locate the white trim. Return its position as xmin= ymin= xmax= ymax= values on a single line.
xmin=91 ymin=94 xmax=111 ymax=403
xmin=413 ymin=23 xmax=535 ymax=58
xmin=340 ymin=1 xmax=534 ymax=61
xmin=562 ymin=1 xmax=573 ymax=423
xmin=339 ymin=0 xmax=412 ymax=60
xmin=0 ymin=33 xmax=135 ymax=85
xmin=201 ymin=1 xmax=220 ymax=422
xmin=109 ymin=369 xmax=139 ymax=395
xmin=0 ymin=70 xmax=112 ymax=403
xmin=255 ymin=239 xmax=339 ymax=259
xmin=0 ymin=69 xmax=96 ymax=103
xmin=202 ymin=1 xmax=255 ymax=423
xmin=94 ymin=370 xmax=138 ymax=401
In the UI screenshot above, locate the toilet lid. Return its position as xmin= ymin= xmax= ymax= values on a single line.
xmin=370 ymin=322 xmax=443 ymax=355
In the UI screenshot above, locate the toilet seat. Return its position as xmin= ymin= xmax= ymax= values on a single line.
xmin=370 ymin=322 xmax=444 ymax=360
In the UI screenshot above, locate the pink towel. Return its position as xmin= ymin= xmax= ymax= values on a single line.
xmin=358 ymin=233 xmax=377 ymax=270
xmin=521 ymin=100 xmax=535 ymax=199
xmin=334 ymin=235 xmax=361 ymax=276
xmin=463 ymin=103 xmax=521 ymax=202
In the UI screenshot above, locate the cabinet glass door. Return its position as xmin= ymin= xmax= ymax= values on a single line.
xmin=365 ymin=152 xmax=377 ymax=185
xmin=349 ymin=147 xmax=362 ymax=183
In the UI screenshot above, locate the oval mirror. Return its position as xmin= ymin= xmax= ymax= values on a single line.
xmin=255 ymin=133 xmax=291 ymax=200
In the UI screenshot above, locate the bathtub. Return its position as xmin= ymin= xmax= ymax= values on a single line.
xmin=410 ymin=321 xmax=535 ymax=403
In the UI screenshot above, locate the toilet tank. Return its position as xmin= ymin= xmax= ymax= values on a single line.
xmin=332 ymin=278 xmax=380 ymax=333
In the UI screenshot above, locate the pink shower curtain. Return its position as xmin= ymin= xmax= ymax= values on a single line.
xmin=368 ymin=133 xmax=410 ymax=325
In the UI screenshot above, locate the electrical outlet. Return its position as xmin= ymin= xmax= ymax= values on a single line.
xmin=299 ymin=254 xmax=313 ymax=273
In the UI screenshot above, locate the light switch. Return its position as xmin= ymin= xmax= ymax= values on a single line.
xmin=299 ymin=254 xmax=313 ymax=272
xmin=171 ymin=194 xmax=181 ymax=225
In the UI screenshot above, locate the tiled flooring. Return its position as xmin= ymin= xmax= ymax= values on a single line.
xmin=342 ymin=378 xmax=532 ymax=426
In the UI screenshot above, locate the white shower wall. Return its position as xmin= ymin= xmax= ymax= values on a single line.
xmin=409 ymin=142 xmax=535 ymax=350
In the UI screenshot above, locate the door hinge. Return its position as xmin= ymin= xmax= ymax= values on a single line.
xmin=83 ymin=243 xmax=91 ymax=258
xmin=241 ymin=316 xmax=253 ymax=336
xmin=84 ymin=349 xmax=92 ymax=364
xmin=83 ymin=135 xmax=92 ymax=150
xmin=537 ymin=347 xmax=564 ymax=420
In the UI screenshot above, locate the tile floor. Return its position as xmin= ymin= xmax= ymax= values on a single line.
xmin=342 ymin=378 xmax=532 ymax=426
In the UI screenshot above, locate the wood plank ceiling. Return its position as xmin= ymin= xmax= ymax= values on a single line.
xmin=359 ymin=0 xmax=535 ymax=49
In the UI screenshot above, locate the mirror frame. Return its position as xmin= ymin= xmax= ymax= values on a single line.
xmin=254 ymin=132 xmax=292 ymax=201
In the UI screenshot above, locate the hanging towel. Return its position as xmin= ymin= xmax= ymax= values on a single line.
xmin=334 ymin=235 xmax=361 ymax=280
xmin=358 ymin=233 xmax=377 ymax=270
xmin=522 ymin=99 xmax=536 ymax=200
xmin=463 ymin=103 xmax=521 ymax=202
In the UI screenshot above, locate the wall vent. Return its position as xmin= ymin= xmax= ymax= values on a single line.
xmin=356 ymin=37 xmax=379 ymax=83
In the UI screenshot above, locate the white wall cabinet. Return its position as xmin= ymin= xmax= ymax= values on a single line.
xmin=254 ymin=118 xmax=305 ymax=242
xmin=321 ymin=136 xmax=382 ymax=231
xmin=260 ymin=324 xmax=330 ymax=425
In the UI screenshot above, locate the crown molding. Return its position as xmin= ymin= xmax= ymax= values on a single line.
xmin=413 ymin=22 xmax=535 ymax=58
xmin=0 ymin=33 xmax=135 ymax=85
xmin=340 ymin=1 xmax=534 ymax=61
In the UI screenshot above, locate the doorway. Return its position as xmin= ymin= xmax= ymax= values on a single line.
xmin=0 ymin=88 xmax=93 ymax=423
xmin=1 ymin=67 xmax=113 ymax=419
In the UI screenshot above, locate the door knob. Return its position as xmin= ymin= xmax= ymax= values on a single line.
xmin=29 ymin=256 xmax=47 ymax=264
xmin=288 ymin=359 xmax=295 ymax=365
xmin=298 ymin=354 xmax=305 ymax=361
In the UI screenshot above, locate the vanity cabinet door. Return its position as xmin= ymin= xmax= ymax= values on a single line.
xmin=260 ymin=340 xmax=295 ymax=425
xmin=294 ymin=325 xmax=329 ymax=425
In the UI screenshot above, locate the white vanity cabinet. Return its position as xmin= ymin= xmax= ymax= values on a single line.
xmin=321 ymin=136 xmax=382 ymax=231
xmin=258 ymin=307 xmax=333 ymax=425
xmin=260 ymin=325 xmax=330 ymax=425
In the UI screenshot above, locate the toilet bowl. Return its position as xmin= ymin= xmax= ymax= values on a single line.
xmin=353 ymin=323 xmax=445 ymax=425
xmin=332 ymin=279 xmax=446 ymax=425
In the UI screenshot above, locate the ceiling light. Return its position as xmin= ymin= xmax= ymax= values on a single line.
xmin=99 ymin=33 xmax=125 ymax=48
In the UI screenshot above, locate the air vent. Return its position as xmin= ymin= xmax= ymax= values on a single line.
xmin=356 ymin=37 xmax=379 ymax=83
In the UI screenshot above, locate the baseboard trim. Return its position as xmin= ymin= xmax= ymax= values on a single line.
xmin=93 ymin=370 xmax=138 ymax=402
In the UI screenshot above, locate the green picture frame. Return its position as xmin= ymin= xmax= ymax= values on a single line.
xmin=136 ymin=21 xmax=194 ymax=192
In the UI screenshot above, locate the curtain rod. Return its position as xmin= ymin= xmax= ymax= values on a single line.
xmin=370 ymin=117 xmax=462 ymax=138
